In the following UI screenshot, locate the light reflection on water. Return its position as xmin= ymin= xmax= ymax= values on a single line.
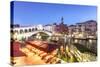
xmin=57 ymin=38 xmax=97 ymax=62
xmin=73 ymin=39 xmax=97 ymax=54
xmin=27 ymin=35 xmax=97 ymax=62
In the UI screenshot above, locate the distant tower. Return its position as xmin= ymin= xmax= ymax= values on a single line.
xmin=61 ymin=17 xmax=64 ymax=24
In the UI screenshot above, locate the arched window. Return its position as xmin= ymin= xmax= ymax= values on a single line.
xmin=29 ymin=28 xmax=31 ymax=32
xmin=24 ymin=29 xmax=28 ymax=33
xmin=11 ymin=30 xmax=13 ymax=34
xmin=32 ymin=28 xmax=34 ymax=31
xmin=20 ymin=29 xmax=23 ymax=34
xmin=14 ymin=30 xmax=18 ymax=34
xmin=35 ymin=28 xmax=37 ymax=31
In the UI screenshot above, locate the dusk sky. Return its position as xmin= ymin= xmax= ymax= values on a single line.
xmin=11 ymin=1 xmax=97 ymax=26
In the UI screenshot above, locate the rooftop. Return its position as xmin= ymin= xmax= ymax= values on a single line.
xmin=26 ymin=40 xmax=59 ymax=53
xmin=11 ymin=41 xmax=26 ymax=57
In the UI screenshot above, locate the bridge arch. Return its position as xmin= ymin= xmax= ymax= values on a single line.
xmin=29 ymin=30 xmax=53 ymax=37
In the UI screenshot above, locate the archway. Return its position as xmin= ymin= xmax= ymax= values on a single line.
xmin=29 ymin=31 xmax=50 ymax=41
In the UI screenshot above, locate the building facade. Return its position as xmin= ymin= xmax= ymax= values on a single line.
xmin=76 ymin=20 xmax=97 ymax=35
xmin=68 ymin=20 xmax=97 ymax=38
xmin=68 ymin=25 xmax=76 ymax=34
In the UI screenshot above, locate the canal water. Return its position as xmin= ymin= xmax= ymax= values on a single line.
xmin=27 ymin=35 xmax=97 ymax=62
xmin=72 ymin=39 xmax=97 ymax=55
xmin=53 ymin=36 xmax=97 ymax=62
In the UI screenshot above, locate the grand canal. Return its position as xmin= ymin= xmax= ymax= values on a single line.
xmin=27 ymin=34 xmax=97 ymax=63
xmin=11 ymin=33 xmax=97 ymax=66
